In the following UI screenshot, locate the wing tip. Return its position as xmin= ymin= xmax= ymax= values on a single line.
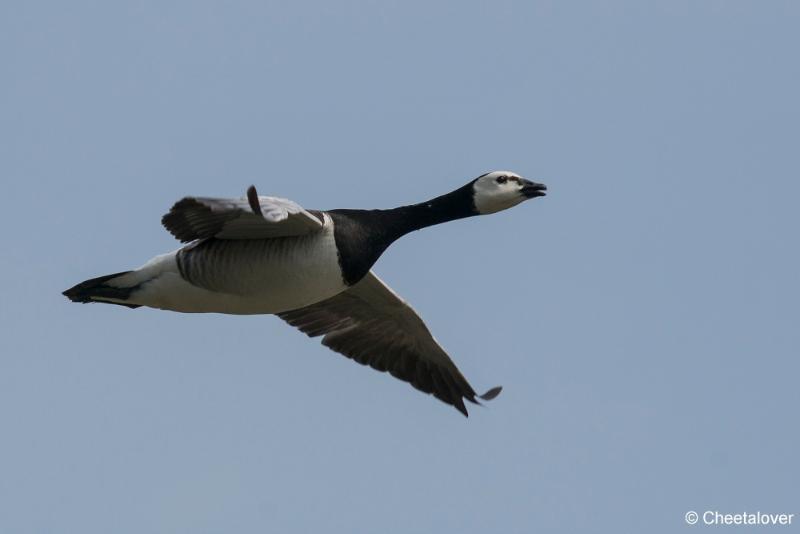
xmin=479 ymin=386 xmax=503 ymax=401
xmin=455 ymin=386 xmax=502 ymax=417
xmin=246 ymin=185 xmax=262 ymax=215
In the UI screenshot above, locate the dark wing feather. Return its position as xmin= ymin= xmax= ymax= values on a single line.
xmin=162 ymin=186 xmax=323 ymax=242
xmin=277 ymin=271 xmax=501 ymax=416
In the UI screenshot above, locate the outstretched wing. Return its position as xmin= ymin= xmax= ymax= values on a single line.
xmin=162 ymin=185 xmax=323 ymax=242
xmin=277 ymin=271 xmax=502 ymax=416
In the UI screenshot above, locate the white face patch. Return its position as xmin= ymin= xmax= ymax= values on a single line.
xmin=472 ymin=171 xmax=529 ymax=214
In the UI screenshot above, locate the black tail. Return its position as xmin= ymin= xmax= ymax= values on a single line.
xmin=62 ymin=271 xmax=141 ymax=309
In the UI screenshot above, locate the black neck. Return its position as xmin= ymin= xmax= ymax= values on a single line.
xmin=328 ymin=181 xmax=478 ymax=284
xmin=372 ymin=181 xmax=478 ymax=241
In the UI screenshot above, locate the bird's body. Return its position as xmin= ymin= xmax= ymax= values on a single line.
xmin=64 ymin=171 xmax=547 ymax=416
xmin=129 ymin=216 xmax=345 ymax=314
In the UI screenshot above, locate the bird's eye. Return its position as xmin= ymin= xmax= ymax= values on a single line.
xmin=496 ymin=176 xmax=507 ymax=184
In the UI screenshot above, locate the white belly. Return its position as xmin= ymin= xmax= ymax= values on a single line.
xmin=122 ymin=217 xmax=347 ymax=314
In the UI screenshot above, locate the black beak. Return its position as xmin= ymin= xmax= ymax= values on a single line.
xmin=521 ymin=179 xmax=547 ymax=198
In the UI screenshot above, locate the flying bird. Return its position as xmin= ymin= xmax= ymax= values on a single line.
xmin=63 ymin=171 xmax=547 ymax=416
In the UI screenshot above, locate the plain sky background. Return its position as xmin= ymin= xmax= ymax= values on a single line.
xmin=2 ymin=1 xmax=798 ymax=533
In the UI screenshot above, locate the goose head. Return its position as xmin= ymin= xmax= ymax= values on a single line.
xmin=471 ymin=171 xmax=547 ymax=215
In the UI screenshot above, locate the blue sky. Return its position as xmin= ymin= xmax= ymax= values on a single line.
xmin=2 ymin=1 xmax=798 ymax=533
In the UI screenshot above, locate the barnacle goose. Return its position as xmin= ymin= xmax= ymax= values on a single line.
xmin=63 ymin=171 xmax=547 ymax=416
